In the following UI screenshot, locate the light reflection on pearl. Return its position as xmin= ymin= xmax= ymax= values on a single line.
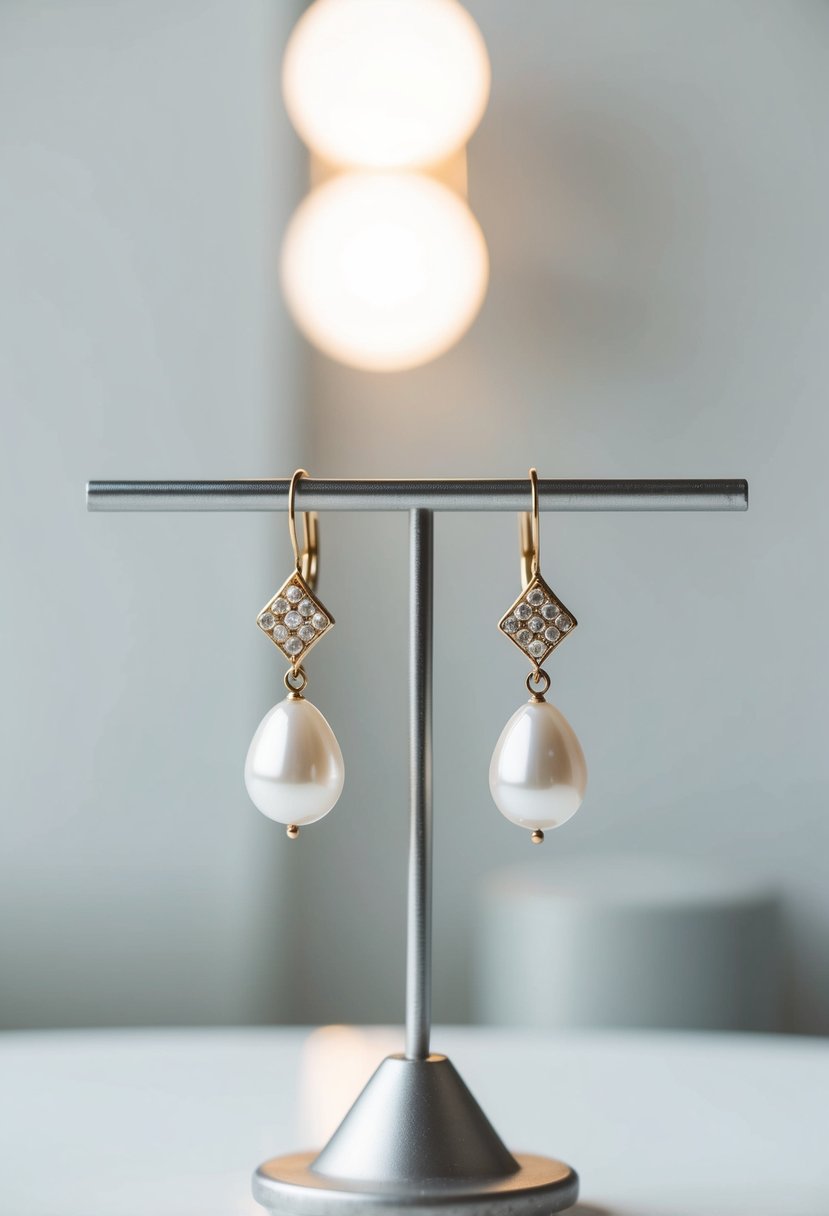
xmin=489 ymin=699 xmax=586 ymax=831
xmin=245 ymin=697 xmax=344 ymax=825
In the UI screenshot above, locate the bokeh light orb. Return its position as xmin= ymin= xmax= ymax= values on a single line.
xmin=281 ymin=172 xmax=489 ymax=372
xmin=283 ymin=0 xmax=491 ymax=169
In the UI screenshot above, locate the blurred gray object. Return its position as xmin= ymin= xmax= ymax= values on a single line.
xmin=474 ymin=855 xmax=782 ymax=1031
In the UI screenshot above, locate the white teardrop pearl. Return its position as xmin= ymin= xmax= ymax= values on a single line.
xmin=245 ymin=696 xmax=344 ymax=825
xmin=489 ymin=698 xmax=587 ymax=831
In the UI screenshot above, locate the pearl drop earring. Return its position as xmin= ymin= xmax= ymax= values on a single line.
xmin=489 ymin=468 xmax=587 ymax=844
xmin=244 ymin=469 xmax=344 ymax=838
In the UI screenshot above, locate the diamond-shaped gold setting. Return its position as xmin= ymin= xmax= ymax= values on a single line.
xmin=498 ymin=573 xmax=577 ymax=667
xmin=257 ymin=571 xmax=334 ymax=665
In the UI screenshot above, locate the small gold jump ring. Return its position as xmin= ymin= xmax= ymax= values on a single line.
xmin=284 ymin=665 xmax=308 ymax=695
xmin=526 ymin=667 xmax=550 ymax=699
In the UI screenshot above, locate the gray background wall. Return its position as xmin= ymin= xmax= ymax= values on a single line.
xmin=0 ymin=0 xmax=305 ymax=1026
xmin=2 ymin=1 xmax=828 ymax=1033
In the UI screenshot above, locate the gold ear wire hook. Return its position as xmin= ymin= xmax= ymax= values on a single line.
xmin=287 ymin=468 xmax=319 ymax=591
xmin=519 ymin=467 xmax=540 ymax=587
xmin=301 ymin=512 xmax=318 ymax=589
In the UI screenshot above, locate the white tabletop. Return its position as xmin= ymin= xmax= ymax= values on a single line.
xmin=0 ymin=1025 xmax=826 ymax=1215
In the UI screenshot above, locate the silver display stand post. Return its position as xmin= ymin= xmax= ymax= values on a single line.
xmin=87 ymin=477 xmax=748 ymax=1215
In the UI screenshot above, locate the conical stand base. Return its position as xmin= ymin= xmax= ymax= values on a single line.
xmin=253 ymin=1054 xmax=578 ymax=1216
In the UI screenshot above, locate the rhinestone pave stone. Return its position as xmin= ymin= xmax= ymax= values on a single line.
xmin=257 ymin=571 xmax=334 ymax=663
xmin=498 ymin=573 xmax=577 ymax=666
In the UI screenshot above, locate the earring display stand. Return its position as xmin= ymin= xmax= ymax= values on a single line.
xmin=87 ymin=477 xmax=748 ymax=1215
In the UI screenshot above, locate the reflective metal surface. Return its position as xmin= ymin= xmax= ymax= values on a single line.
xmin=254 ymin=1053 xmax=578 ymax=1214
xmin=87 ymin=477 xmax=748 ymax=512
xmin=253 ymin=1152 xmax=578 ymax=1216
xmin=311 ymin=1054 xmax=518 ymax=1184
xmin=407 ymin=511 xmax=433 ymax=1061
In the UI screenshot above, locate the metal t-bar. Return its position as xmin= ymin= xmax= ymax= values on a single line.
xmin=407 ymin=510 xmax=433 ymax=1060
xmin=86 ymin=478 xmax=748 ymax=513
xmin=85 ymin=473 xmax=748 ymax=1065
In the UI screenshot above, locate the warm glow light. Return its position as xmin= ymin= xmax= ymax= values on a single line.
xmin=299 ymin=1026 xmax=402 ymax=1145
xmin=283 ymin=0 xmax=491 ymax=169
xmin=281 ymin=172 xmax=489 ymax=372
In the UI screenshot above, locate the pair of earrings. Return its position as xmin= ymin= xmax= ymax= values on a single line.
xmin=244 ymin=469 xmax=587 ymax=843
